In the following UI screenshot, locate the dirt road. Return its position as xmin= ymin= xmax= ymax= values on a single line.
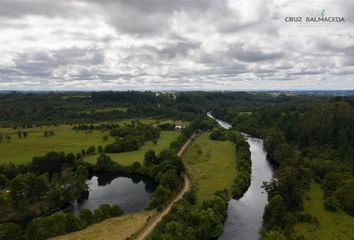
xmin=135 ymin=133 xmax=195 ymax=240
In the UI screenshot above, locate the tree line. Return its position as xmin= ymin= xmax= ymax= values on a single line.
xmin=216 ymin=96 xmax=354 ymax=239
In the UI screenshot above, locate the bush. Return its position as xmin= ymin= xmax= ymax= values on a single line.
xmin=26 ymin=212 xmax=79 ymax=240
xmin=0 ymin=223 xmax=22 ymax=240
xmin=324 ymin=195 xmax=340 ymax=211
xmin=209 ymin=129 xmax=226 ymax=141
xmin=79 ymin=209 xmax=94 ymax=227
xmin=148 ymin=185 xmax=171 ymax=210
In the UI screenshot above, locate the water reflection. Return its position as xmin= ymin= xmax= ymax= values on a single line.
xmin=72 ymin=171 xmax=156 ymax=215
xmin=220 ymin=137 xmax=273 ymax=240
xmin=207 ymin=113 xmax=274 ymax=240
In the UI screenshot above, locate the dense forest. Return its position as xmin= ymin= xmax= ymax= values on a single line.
xmin=0 ymin=91 xmax=323 ymax=127
xmin=214 ymin=95 xmax=354 ymax=239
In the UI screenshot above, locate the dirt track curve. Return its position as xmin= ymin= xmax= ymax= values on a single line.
xmin=135 ymin=133 xmax=195 ymax=240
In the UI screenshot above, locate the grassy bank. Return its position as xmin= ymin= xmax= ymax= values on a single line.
xmin=182 ymin=133 xmax=237 ymax=202
xmin=294 ymin=182 xmax=354 ymax=240
xmin=51 ymin=211 xmax=156 ymax=240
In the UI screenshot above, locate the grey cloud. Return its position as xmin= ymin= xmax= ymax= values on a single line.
xmin=228 ymin=44 xmax=284 ymax=62
xmin=11 ymin=47 xmax=105 ymax=80
xmin=0 ymin=0 xmax=354 ymax=90
xmin=0 ymin=0 xmax=79 ymax=19
xmin=89 ymin=0 xmax=214 ymax=35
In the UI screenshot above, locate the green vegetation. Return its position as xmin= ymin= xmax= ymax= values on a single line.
xmin=0 ymin=125 xmax=110 ymax=164
xmin=85 ymin=131 xmax=180 ymax=165
xmin=2 ymin=91 xmax=354 ymax=239
xmin=182 ymin=133 xmax=236 ymax=202
xmin=52 ymin=211 xmax=156 ymax=240
xmin=216 ymin=97 xmax=354 ymax=239
xmin=294 ymin=183 xmax=354 ymax=240
xmin=25 ymin=204 xmax=124 ymax=240
xmin=231 ymin=138 xmax=251 ymax=199
xmin=148 ymin=190 xmax=228 ymax=240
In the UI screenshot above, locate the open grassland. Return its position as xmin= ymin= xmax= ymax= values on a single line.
xmin=52 ymin=211 xmax=156 ymax=240
xmin=182 ymin=133 xmax=236 ymax=202
xmin=0 ymin=118 xmax=186 ymax=165
xmin=294 ymin=182 xmax=354 ymax=240
xmin=85 ymin=131 xmax=181 ymax=165
xmin=0 ymin=125 xmax=111 ymax=164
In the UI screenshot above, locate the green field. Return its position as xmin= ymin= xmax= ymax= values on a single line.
xmin=85 ymin=131 xmax=181 ymax=165
xmin=294 ymin=182 xmax=354 ymax=240
xmin=182 ymin=133 xmax=237 ymax=202
xmin=0 ymin=119 xmax=185 ymax=165
xmin=52 ymin=211 xmax=156 ymax=240
xmin=0 ymin=125 xmax=112 ymax=164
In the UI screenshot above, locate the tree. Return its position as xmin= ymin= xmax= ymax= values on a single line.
xmin=263 ymin=195 xmax=288 ymax=231
xmin=9 ymin=172 xmax=48 ymax=207
xmin=148 ymin=185 xmax=171 ymax=210
xmin=160 ymin=169 xmax=180 ymax=191
xmin=98 ymin=145 xmax=103 ymax=153
xmin=23 ymin=131 xmax=28 ymax=137
xmin=96 ymin=154 xmax=115 ymax=171
xmin=209 ymin=129 xmax=225 ymax=140
xmin=144 ymin=150 xmax=157 ymax=166
xmin=32 ymin=152 xmax=65 ymax=176
xmin=0 ymin=223 xmax=22 ymax=240
xmin=110 ymin=204 xmax=124 ymax=217
xmin=0 ymin=174 xmax=8 ymax=189
xmin=94 ymin=204 xmax=112 ymax=222
xmin=64 ymin=153 xmax=76 ymax=166
xmin=87 ymin=146 xmax=96 ymax=155
xmin=79 ymin=209 xmax=94 ymax=227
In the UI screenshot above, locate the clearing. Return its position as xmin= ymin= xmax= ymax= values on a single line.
xmin=294 ymin=182 xmax=354 ymax=240
xmin=182 ymin=133 xmax=237 ymax=202
xmin=85 ymin=131 xmax=180 ymax=165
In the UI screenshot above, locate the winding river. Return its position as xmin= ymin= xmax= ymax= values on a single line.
xmin=207 ymin=112 xmax=273 ymax=240
xmin=72 ymin=172 xmax=156 ymax=215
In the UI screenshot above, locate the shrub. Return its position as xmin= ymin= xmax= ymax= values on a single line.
xmin=0 ymin=223 xmax=22 ymax=240
xmin=324 ymin=195 xmax=340 ymax=211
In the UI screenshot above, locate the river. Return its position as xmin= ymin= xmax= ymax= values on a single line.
xmin=72 ymin=172 xmax=156 ymax=215
xmin=207 ymin=112 xmax=273 ymax=240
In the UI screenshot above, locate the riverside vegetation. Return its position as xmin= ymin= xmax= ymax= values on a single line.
xmin=1 ymin=91 xmax=354 ymax=239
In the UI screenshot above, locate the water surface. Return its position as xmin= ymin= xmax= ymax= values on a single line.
xmin=72 ymin=172 xmax=156 ymax=215
xmin=208 ymin=112 xmax=273 ymax=240
xmin=220 ymin=137 xmax=273 ymax=240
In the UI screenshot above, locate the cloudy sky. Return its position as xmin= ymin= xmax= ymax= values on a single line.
xmin=0 ymin=0 xmax=353 ymax=91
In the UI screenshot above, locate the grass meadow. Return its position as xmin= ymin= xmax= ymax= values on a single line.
xmin=0 ymin=118 xmax=185 ymax=165
xmin=85 ymin=131 xmax=181 ymax=165
xmin=182 ymin=133 xmax=237 ymax=202
xmin=52 ymin=211 xmax=156 ymax=240
xmin=294 ymin=182 xmax=354 ymax=240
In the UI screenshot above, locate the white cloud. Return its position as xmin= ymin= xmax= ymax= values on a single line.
xmin=0 ymin=0 xmax=353 ymax=90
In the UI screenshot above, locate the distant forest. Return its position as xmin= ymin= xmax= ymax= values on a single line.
xmin=0 ymin=91 xmax=338 ymax=127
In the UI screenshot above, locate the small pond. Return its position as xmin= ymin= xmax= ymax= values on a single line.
xmin=72 ymin=171 xmax=156 ymax=215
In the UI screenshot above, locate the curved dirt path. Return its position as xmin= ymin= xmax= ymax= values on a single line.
xmin=135 ymin=133 xmax=195 ymax=240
